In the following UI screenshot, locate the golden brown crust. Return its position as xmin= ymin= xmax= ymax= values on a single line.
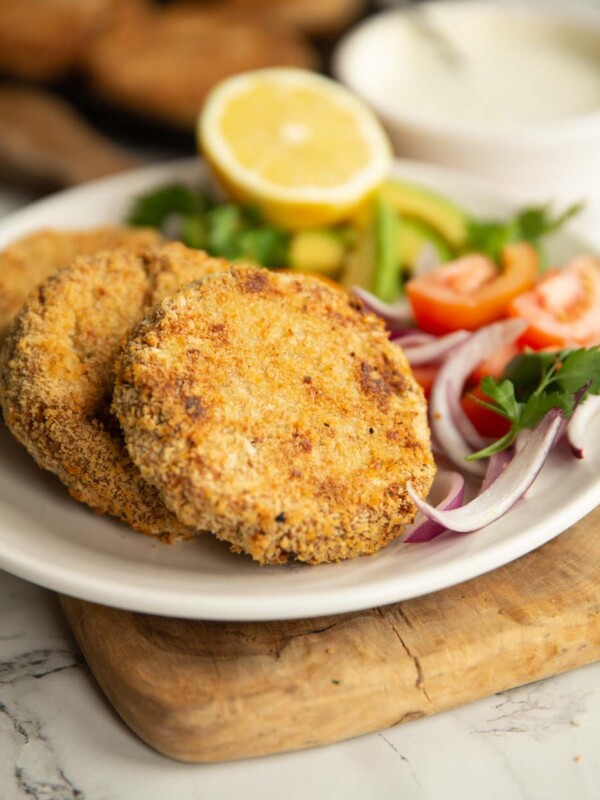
xmin=84 ymin=4 xmax=318 ymax=128
xmin=0 ymin=0 xmax=146 ymax=81
xmin=0 ymin=226 xmax=162 ymax=343
xmin=222 ymin=0 xmax=365 ymax=36
xmin=0 ymin=242 xmax=231 ymax=538
xmin=113 ymin=266 xmax=436 ymax=563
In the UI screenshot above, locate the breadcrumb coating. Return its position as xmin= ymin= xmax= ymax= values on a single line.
xmin=113 ymin=266 xmax=436 ymax=563
xmin=226 ymin=0 xmax=364 ymax=36
xmin=0 ymin=242 xmax=230 ymax=538
xmin=0 ymin=226 xmax=162 ymax=343
xmin=0 ymin=0 xmax=147 ymax=81
xmin=84 ymin=4 xmax=317 ymax=128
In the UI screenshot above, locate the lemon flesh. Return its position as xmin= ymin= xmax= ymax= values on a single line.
xmin=198 ymin=69 xmax=392 ymax=229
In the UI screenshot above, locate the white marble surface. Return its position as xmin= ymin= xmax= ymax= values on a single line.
xmin=1 ymin=174 xmax=600 ymax=800
xmin=1 ymin=569 xmax=599 ymax=800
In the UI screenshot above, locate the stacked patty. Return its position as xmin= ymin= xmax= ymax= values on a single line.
xmin=0 ymin=240 xmax=230 ymax=539
xmin=0 ymin=225 xmax=162 ymax=342
xmin=0 ymin=236 xmax=435 ymax=563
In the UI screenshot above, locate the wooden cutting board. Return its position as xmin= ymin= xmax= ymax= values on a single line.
xmin=60 ymin=506 xmax=600 ymax=763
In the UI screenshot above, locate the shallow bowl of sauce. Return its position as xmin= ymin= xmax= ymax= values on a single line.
xmin=333 ymin=1 xmax=600 ymax=201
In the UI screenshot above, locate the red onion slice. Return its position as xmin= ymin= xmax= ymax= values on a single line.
xmin=407 ymin=409 xmax=563 ymax=532
xmin=480 ymin=449 xmax=513 ymax=491
xmin=390 ymin=331 xmax=435 ymax=346
xmin=446 ymin=381 xmax=488 ymax=452
xmin=399 ymin=329 xmax=471 ymax=365
xmin=430 ymin=318 xmax=528 ymax=475
xmin=403 ymin=471 xmax=465 ymax=543
xmin=351 ymin=286 xmax=413 ymax=329
xmin=553 ymin=381 xmax=591 ymax=453
xmin=567 ymin=394 xmax=600 ymax=459
xmin=413 ymin=242 xmax=443 ymax=276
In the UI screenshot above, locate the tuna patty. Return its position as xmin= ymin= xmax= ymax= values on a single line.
xmin=113 ymin=266 xmax=436 ymax=563
xmin=0 ymin=226 xmax=162 ymax=343
xmin=0 ymin=242 xmax=230 ymax=539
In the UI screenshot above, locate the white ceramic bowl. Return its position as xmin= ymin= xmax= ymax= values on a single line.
xmin=333 ymin=1 xmax=600 ymax=203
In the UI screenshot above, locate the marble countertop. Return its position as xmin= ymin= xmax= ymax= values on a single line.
xmin=0 ymin=185 xmax=599 ymax=800
xmin=1 ymin=569 xmax=599 ymax=800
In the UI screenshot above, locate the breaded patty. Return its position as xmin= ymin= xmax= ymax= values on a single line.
xmin=113 ymin=266 xmax=436 ymax=563
xmin=0 ymin=0 xmax=143 ymax=81
xmin=84 ymin=4 xmax=317 ymax=128
xmin=224 ymin=0 xmax=365 ymax=36
xmin=0 ymin=243 xmax=230 ymax=539
xmin=0 ymin=226 xmax=162 ymax=343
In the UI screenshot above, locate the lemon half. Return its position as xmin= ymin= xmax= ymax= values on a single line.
xmin=198 ymin=69 xmax=392 ymax=229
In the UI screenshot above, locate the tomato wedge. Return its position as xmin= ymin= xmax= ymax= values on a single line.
xmin=461 ymin=386 xmax=511 ymax=439
xmin=509 ymin=254 xmax=600 ymax=349
xmin=470 ymin=341 xmax=521 ymax=384
xmin=410 ymin=364 xmax=438 ymax=398
xmin=406 ymin=243 xmax=539 ymax=335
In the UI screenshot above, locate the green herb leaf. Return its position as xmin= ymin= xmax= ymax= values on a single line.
xmin=238 ymin=227 xmax=290 ymax=267
xmin=502 ymin=350 xmax=558 ymax=397
xmin=517 ymin=203 xmax=584 ymax=239
xmin=468 ymin=346 xmax=600 ymax=460
xmin=465 ymin=429 xmax=519 ymax=461
xmin=181 ymin=215 xmax=208 ymax=250
xmin=554 ymin=347 xmax=600 ymax=394
xmin=465 ymin=378 xmax=523 ymax=460
xmin=127 ymin=185 xmax=211 ymax=228
xmin=206 ymin=205 xmax=247 ymax=259
xmin=203 ymin=204 xmax=290 ymax=266
xmin=479 ymin=376 xmax=521 ymax=421
xmin=127 ymin=185 xmax=291 ymax=269
xmin=520 ymin=391 xmax=574 ymax=430
xmin=465 ymin=202 xmax=584 ymax=264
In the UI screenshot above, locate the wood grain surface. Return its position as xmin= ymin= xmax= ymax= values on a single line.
xmin=0 ymin=86 xmax=138 ymax=190
xmin=61 ymin=506 xmax=600 ymax=763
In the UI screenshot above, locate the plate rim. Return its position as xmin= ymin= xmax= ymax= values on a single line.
xmin=0 ymin=156 xmax=598 ymax=621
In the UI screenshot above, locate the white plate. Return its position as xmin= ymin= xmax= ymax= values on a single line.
xmin=0 ymin=158 xmax=598 ymax=621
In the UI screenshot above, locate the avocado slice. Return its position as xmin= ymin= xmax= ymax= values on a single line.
xmin=341 ymin=211 xmax=455 ymax=298
xmin=397 ymin=217 xmax=453 ymax=274
xmin=371 ymin=194 xmax=401 ymax=302
xmin=380 ymin=179 xmax=468 ymax=249
xmin=340 ymin=196 xmax=402 ymax=301
xmin=288 ymin=229 xmax=351 ymax=276
xmin=340 ymin=221 xmax=375 ymax=292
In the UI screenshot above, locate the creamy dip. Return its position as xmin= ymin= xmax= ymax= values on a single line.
xmin=341 ymin=3 xmax=600 ymax=127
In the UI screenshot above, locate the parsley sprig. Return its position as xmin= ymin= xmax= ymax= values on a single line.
xmin=468 ymin=347 xmax=600 ymax=460
xmin=128 ymin=184 xmax=290 ymax=268
xmin=466 ymin=203 xmax=584 ymax=265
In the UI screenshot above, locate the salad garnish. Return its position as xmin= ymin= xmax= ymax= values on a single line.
xmin=567 ymin=395 xmax=600 ymax=459
xmin=371 ymin=193 xmax=400 ymax=303
xmin=468 ymin=346 xmax=600 ymax=460
xmin=407 ymin=409 xmax=565 ymax=535
xmin=128 ymin=183 xmax=211 ymax=228
xmin=427 ymin=318 xmax=528 ymax=475
xmin=466 ymin=202 xmax=584 ymax=265
xmin=125 ymin=177 xmax=598 ymax=545
xmin=404 ymin=471 xmax=465 ymax=544
xmin=126 ymin=181 xmax=582 ymax=303
xmin=395 ymin=329 xmax=470 ymax=366
xmin=402 ymin=339 xmax=600 ymax=540
xmin=128 ymin=184 xmax=291 ymax=267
